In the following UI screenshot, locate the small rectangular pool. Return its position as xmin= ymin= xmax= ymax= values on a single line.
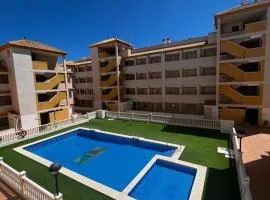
xmin=21 ymin=128 xmax=178 ymax=191
xmin=129 ymin=159 xmax=196 ymax=200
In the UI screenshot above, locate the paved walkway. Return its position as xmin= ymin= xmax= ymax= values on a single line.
xmin=241 ymin=127 xmax=270 ymax=200
xmin=0 ymin=180 xmax=24 ymax=200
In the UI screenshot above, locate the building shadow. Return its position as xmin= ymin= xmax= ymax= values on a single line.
xmin=161 ymin=124 xmax=229 ymax=140
xmin=203 ymin=158 xmax=240 ymax=200
xmin=244 ymin=152 xmax=270 ymax=200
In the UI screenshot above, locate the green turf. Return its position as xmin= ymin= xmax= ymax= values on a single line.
xmin=0 ymin=119 xmax=240 ymax=200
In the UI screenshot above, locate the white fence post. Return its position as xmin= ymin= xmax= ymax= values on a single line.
xmin=149 ymin=113 xmax=152 ymax=122
xmin=117 ymin=111 xmax=120 ymax=119
xmin=19 ymin=171 xmax=26 ymax=195
xmin=55 ymin=193 xmax=63 ymax=200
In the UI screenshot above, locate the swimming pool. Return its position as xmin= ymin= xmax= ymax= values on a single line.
xmin=19 ymin=128 xmax=179 ymax=191
xmin=14 ymin=127 xmax=206 ymax=199
xmin=129 ymin=159 xmax=196 ymax=200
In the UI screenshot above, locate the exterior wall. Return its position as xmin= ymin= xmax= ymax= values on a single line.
xmin=12 ymin=47 xmax=39 ymax=129
xmin=123 ymin=46 xmax=217 ymax=115
xmin=91 ymin=47 xmax=102 ymax=110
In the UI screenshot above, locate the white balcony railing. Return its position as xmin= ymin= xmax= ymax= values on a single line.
xmin=0 ymin=157 xmax=63 ymax=200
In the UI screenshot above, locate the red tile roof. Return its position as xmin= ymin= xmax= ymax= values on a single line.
xmin=1 ymin=39 xmax=66 ymax=55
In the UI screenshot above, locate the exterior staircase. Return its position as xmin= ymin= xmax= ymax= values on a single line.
xmin=106 ymin=102 xmax=118 ymax=111
xmin=220 ymin=63 xmax=264 ymax=82
xmin=100 ymin=74 xmax=117 ymax=87
xmin=219 ymin=85 xmax=262 ymax=105
xmin=37 ymin=92 xmax=67 ymax=111
xmin=220 ymin=40 xmax=265 ymax=59
xmin=35 ymin=74 xmax=65 ymax=90
xmin=100 ymin=59 xmax=116 ymax=73
xmin=102 ymin=88 xmax=118 ymax=100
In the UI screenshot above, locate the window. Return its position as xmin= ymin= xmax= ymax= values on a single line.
xmin=182 ymin=68 xmax=197 ymax=77
xmin=75 ymin=99 xmax=93 ymax=107
xmin=200 ymin=86 xmax=216 ymax=94
xmin=74 ymin=78 xmax=79 ymax=84
xmin=0 ymin=96 xmax=12 ymax=106
xmin=148 ymin=56 xmax=161 ymax=64
xmin=165 ymin=103 xmax=180 ymax=113
xmin=232 ymin=25 xmax=239 ymax=32
xmin=148 ymin=71 xmax=161 ymax=79
xmin=181 ymin=103 xmax=203 ymax=115
xmin=125 ymin=60 xmax=135 ymax=66
xmin=165 ymin=70 xmax=180 ymax=78
xmin=0 ymin=74 xmax=9 ymax=84
xmin=182 ymin=86 xmax=197 ymax=95
xmin=86 ymin=89 xmax=93 ymax=95
xmin=137 ymin=88 xmax=148 ymax=95
xmin=125 ymin=74 xmax=135 ymax=80
xmin=149 ymin=102 xmax=163 ymax=112
xmin=78 ymin=67 xmax=85 ymax=72
xmin=200 ymin=67 xmax=216 ymax=76
xmin=86 ymin=66 xmax=92 ymax=71
xmin=86 ymin=77 xmax=92 ymax=83
xmin=182 ymin=50 xmax=197 ymax=60
xmin=136 ymin=102 xmax=149 ymax=111
xmin=200 ymin=48 xmax=217 ymax=57
xmin=165 ymin=53 xmax=180 ymax=62
xmin=166 ymin=87 xmax=180 ymax=95
xmin=126 ymin=88 xmax=136 ymax=95
xmin=136 ymin=72 xmax=147 ymax=80
xmin=0 ymin=117 xmax=8 ymax=128
xmin=79 ymin=78 xmax=86 ymax=83
xmin=149 ymin=88 xmax=162 ymax=95
xmin=136 ymin=58 xmax=147 ymax=65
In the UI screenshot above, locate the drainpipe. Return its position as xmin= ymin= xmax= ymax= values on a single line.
xmin=115 ymin=43 xmax=121 ymax=112
xmin=63 ymin=56 xmax=71 ymax=119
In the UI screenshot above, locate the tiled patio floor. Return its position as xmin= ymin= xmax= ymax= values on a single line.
xmin=242 ymin=128 xmax=270 ymax=200
xmin=0 ymin=180 xmax=24 ymax=200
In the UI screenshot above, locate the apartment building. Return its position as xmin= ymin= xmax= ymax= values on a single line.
xmin=66 ymin=0 xmax=270 ymax=126
xmin=66 ymin=58 xmax=93 ymax=113
xmin=0 ymin=39 xmax=73 ymax=131
xmin=216 ymin=0 xmax=270 ymax=126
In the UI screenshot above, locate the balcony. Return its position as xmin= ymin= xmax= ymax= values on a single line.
xmin=220 ymin=40 xmax=265 ymax=59
xmin=32 ymin=61 xmax=48 ymax=70
xmin=37 ymin=92 xmax=67 ymax=111
xmin=102 ymin=88 xmax=118 ymax=100
xmin=49 ymin=108 xmax=69 ymax=123
xmin=219 ymin=85 xmax=262 ymax=105
xmin=245 ymin=20 xmax=267 ymax=34
xmin=221 ymin=20 xmax=267 ymax=38
xmin=100 ymin=74 xmax=117 ymax=87
xmin=35 ymin=74 xmax=65 ymax=90
xmin=98 ymin=52 xmax=115 ymax=59
xmin=99 ymin=59 xmax=117 ymax=73
xmin=219 ymin=63 xmax=264 ymax=82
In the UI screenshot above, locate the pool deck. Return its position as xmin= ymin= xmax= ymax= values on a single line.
xmin=14 ymin=127 xmax=198 ymax=200
xmin=242 ymin=127 xmax=270 ymax=200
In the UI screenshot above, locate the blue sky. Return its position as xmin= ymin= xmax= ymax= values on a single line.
xmin=1 ymin=0 xmax=245 ymax=60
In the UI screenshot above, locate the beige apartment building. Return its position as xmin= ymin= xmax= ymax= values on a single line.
xmin=70 ymin=0 xmax=270 ymax=126
xmin=0 ymin=39 xmax=73 ymax=131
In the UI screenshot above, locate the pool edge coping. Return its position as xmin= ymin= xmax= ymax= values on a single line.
xmin=13 ymin=127 xmax=186 ymax=200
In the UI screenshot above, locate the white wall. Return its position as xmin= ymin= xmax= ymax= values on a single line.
xmin=12 ymin=47 xmax=39 ymax=129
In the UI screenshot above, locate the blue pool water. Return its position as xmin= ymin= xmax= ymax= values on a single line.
xmin=25 ymin=129 xmax=176 ymax=191
xmin=129 ymin=160 xmax=196 ymax=200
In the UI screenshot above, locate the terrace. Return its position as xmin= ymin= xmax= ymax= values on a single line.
xmin=0 ymin=111 xmax=241 ymax=200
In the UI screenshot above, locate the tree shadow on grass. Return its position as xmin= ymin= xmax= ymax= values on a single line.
xmin=203 ymin=159 xmax=240 ymax=200
xmin=161 ymin=125 xmax=229 ymax=140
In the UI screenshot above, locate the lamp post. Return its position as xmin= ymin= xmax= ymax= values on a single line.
xmin=49 ymin=162 xmax=62 ymax=196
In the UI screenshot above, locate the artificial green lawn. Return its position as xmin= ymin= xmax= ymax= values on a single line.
xmin=0 ymin=119 xmax=240 ymax=200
